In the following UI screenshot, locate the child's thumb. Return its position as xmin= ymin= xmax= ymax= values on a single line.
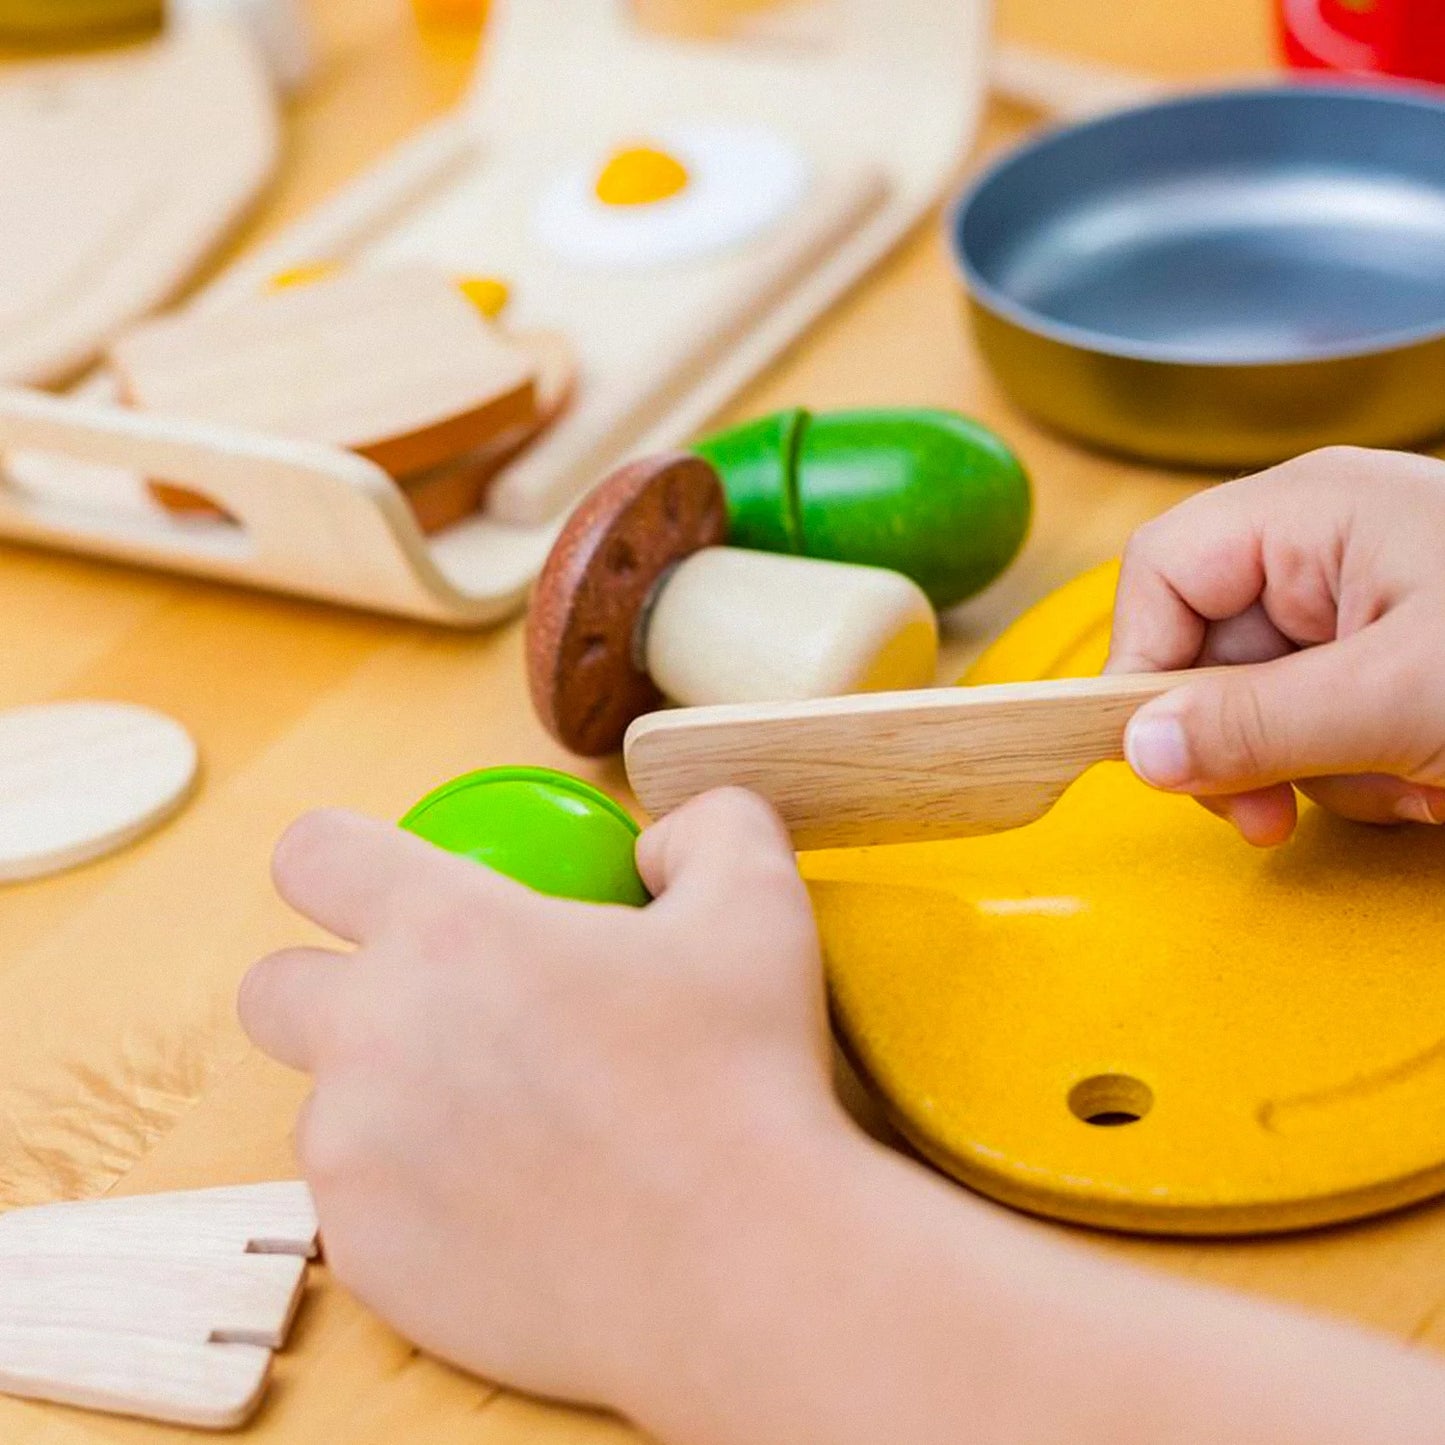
xmin=1122 ymin=637 xmax=1417 ymax=796
xmin=635 ymin=786 xmax=800 ymax=904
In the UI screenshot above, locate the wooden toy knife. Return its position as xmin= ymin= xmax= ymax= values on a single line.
xmin=624 ymin=671 xmax=1211 ymax=849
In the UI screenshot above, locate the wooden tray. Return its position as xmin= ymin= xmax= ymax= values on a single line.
xmin=0 ymin=0 xmax=988 ymax=625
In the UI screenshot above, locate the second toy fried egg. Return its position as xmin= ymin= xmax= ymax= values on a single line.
xmin=535 ymin=122 xmax=811 ymax=270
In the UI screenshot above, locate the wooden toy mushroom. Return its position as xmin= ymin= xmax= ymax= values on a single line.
xmin=526 ymin=453 xmax=938 ymax=757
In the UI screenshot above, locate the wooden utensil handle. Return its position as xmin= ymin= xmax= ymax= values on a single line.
xmin=989 ymin=42 xmax=1170 ymax=119
xmin=624 ymin=670 xmax=1213 ymax=849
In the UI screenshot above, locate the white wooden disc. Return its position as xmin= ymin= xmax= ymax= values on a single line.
xmin=0 ymin=702 xmax=198 ymax=883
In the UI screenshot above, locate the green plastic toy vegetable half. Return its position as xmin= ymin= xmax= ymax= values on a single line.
xmin=694 ymin=407 xmax=1031 ymax=611
xmin=400 ymin=766 xmax=650 ymax=907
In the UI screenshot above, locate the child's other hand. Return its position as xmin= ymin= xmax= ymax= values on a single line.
xmin=237 ymin=789 xmax=845 ymax=1413
xmin=1107 ymin=448 xmax=1445 ymax=845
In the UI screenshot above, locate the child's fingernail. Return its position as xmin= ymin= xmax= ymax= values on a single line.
xmin=1125 ymin=714 xmax=1192 ymax=789
xmin=1395 ymin=793 xmax=1443 ymax=825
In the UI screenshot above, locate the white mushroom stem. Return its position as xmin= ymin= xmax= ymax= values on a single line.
xmin=643 ymin=547 xmax=938 ymax=707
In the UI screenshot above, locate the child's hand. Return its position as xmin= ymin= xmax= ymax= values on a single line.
xmin=1107 ymin=447 xmax=1445 ymax=845
xmin=241 ymin=781 xmax=1445 ymax=1445
xmin=237 ymin=789 xmax=846 ymax=1413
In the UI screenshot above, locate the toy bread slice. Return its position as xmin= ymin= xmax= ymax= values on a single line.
xmin=110 ymin=266 xmax=539 ymax=477
xmin=0 ymin=1326 xmax=271 ymax=1430
xmin=0 ymin=1181 xmax=319 ymax=1258
xmin=400 ymin=328 xmax=578 ymax=533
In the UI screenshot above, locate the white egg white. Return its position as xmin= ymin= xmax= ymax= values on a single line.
xmin=535 ymin=122 xmax=811 ymax=270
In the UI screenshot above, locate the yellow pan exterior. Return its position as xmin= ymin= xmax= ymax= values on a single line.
xmin=804 ymin=563 xmax=1445 ymax=1235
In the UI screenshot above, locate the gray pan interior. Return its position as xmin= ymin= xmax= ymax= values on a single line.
xmin=956 ymin=85 xmax=1445 ymax=365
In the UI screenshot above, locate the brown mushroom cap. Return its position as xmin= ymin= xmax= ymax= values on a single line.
xmin=525 ymin=452 xmax=728 ymax=756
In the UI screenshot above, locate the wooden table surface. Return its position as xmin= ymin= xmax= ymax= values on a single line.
xmin=6 ymin=0 xmax=1445 ymax=1440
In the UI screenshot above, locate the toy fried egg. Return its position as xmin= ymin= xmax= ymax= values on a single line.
xmin=535 ymin=122 xmax=811 ymax=270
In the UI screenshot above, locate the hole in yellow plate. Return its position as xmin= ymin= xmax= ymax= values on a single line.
xmin=1068 ymin=1073 xmax=1153 ymax=1127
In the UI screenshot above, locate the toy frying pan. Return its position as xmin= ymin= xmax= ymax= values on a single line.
xmin=953 ymin=84 xmax=1445 ymax=466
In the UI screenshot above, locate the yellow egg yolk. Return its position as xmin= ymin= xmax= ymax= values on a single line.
xmin=267 ymin=261 xmax=342 ymax=291
xmin=457 ymin=275 xmax=511 ymax=318
xmin=594 ymin=145 xmax=689 ymax=207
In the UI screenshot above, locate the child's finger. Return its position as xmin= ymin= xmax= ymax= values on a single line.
xmin=1123 ymin=629 xmax=1422 ymax=797
xmin=1108 ymin=457 xmax=1357 ymax=675
xmin=273 ymin=810 xmax=405 ymax=941
xmin=1106 ymin=540 xmax=1211 ymax=673
xmin=273 ymin=807 xmax=520 ymax=943
xmin=1194 ymin=603 xmax=1294 ymax=668
xmin=1107 ymin=487 xmax=1271 ymax=673
xmin=1194 ymin=785 xmax=1299 ymax=847
xmin=635 ymin=787 xmax=803 ymax=911
xmin=238 ymin=946 xmax=349 ymax=1072
xmin=1298 ymin=775 xmax=1445 ymax=827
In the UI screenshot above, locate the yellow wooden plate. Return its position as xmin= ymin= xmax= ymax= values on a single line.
xmin=804 ymin=562 xmax=1445 ymax=1234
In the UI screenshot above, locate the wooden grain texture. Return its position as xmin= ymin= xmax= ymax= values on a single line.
xmin=0 ymin=388 xmax=557 ymax=626
xmin=624 ymin=671 xmax=1200 ymax=849
xmin=0 ymin=1253 xmax=306 ymax=1350
xmin=0 ymin=1184 xmax=316 ymax=1426
xmin=0 ymin=1329 xmax=272 ymax=1431
xmin=3 ymin=0 xmax=1442 ymax=1440
xmin=445 ymin=0 xmax=982 ymax=528
xmin=0 ymin=702 xmax=198 ymax=883
xmin=0 ymin=15 xmax=278 ymax=387
xmin=0 ymin=1183 xmax=318 ymax=1259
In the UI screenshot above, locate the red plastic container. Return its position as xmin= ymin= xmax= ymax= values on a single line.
xmin=1278 ymin=0 xmax=1445 ymax=85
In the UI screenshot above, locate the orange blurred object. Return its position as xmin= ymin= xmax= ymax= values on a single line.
xmin=409 ymin=0 xmax=488 ymax=31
